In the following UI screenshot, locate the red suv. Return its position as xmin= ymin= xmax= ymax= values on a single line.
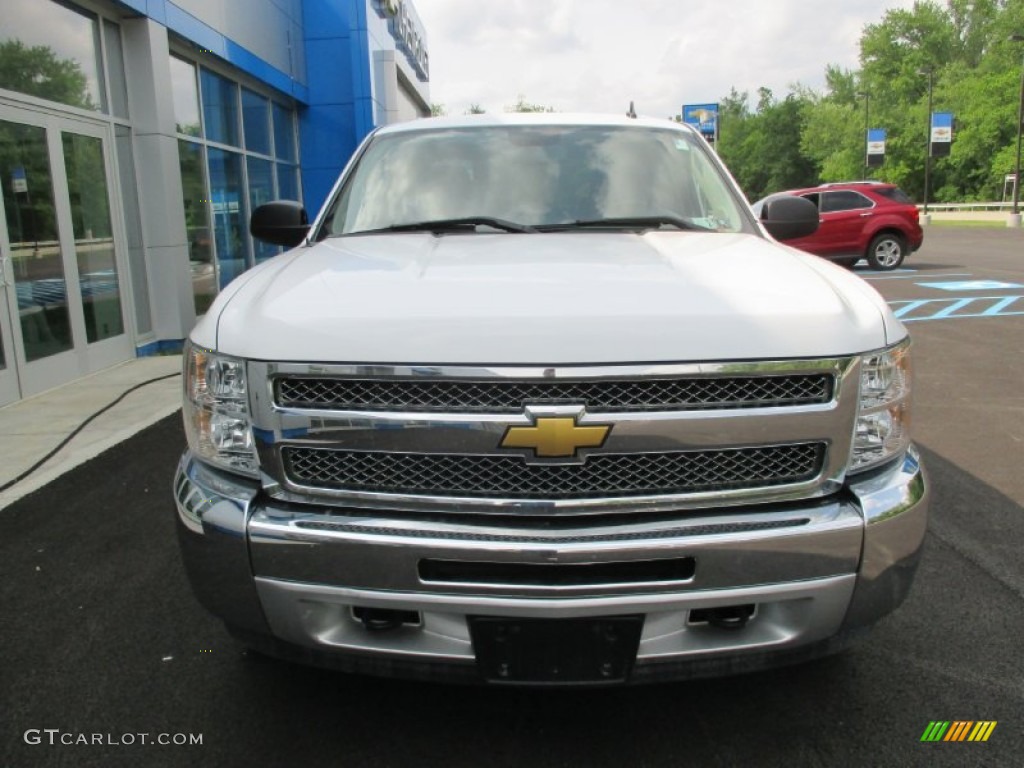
xmin=754 ymin=182 xmax=924 ymax=270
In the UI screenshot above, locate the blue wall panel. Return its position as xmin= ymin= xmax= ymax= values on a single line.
xmin=146 ymin=0 xmax=168 ymax=25
xmin=298 ymin=0 xmax=373 ymax=212
xmin=305 ymin=38 xmax=356 ymax=104
xmin=301 ymin=0 xmax=354 ymax=40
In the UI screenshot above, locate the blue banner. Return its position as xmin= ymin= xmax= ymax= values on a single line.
xmin=682 ymin=104 xmax=718 ymax=141
xmin=931 ymin=112 xmax=953 ymax=156
xmin=867 ymin=129 xmax=886 ymax=152
xmin=867 ymin=128 xmax=886 ymax=167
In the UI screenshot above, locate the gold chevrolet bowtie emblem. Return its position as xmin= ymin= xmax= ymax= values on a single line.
xmin=501 ymin=417 xmax=611 ymax=458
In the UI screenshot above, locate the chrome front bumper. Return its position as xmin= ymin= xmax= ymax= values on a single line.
xmin=173 ymin=447 xmax=927 ymax=682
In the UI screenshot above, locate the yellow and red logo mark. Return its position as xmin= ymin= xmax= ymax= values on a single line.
xmin=920 ymin=721 xmax=997 ymax=742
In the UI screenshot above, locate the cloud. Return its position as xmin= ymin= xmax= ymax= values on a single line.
xmin=416 ymin=0 xmax=917 ymax=116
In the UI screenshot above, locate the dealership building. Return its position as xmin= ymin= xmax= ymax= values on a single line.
xmin=0 ymin=0 xmax=430 ymax=405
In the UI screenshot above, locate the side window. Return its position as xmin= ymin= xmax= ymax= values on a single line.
xmin=822 ymin=190 xmax=873 ymax=213
xmin=801 ymin=193 xmax=820 ymax=210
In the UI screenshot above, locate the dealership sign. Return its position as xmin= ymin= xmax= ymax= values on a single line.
xmin=10 ymin=166 xmax=27 ymax=194
xmin=376 ymin=0 xmax=430 ymax=81
xmin=930 ymin=112 xmax=953 ymax=157
xmin=866 ymin=128 xmax=886 ymax=167
xmin=682 ymin=104 xmax=719 ymax=144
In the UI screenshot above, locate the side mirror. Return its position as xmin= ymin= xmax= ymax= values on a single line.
xmin=759 ymin=195 xmax=819 ymax=241
xmin=250 ymin=201 xmax=310 ymax=247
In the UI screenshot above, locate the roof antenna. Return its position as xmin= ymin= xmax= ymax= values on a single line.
xmin=626 ymin=101 xmax=637 ymax=119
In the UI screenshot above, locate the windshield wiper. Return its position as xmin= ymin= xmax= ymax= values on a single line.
xmin=535 ymin=216 xmax=701 ymax=232
xmin=351 ymin=217 xmax=538 ymax=235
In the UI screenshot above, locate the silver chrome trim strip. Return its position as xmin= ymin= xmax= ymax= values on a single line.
xmin=253 ymin=359 xmax=856 ymax=381
xmin=248 ymin=357 xmax=860 ymax=515
xmin=247 ymin=500 xmax=863 ymax=597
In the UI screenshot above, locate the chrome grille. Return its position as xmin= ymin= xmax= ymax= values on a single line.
xmin=282 ymin=443 xmax=826 ymax=500
xmin=274 ymin=374 xmax=833 ymax=413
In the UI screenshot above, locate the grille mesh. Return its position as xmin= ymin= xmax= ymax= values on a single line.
xmin=275 ymin=374 xmax=832 ymax=413
xmin=283 ymin=443 xmax=825 ymax=500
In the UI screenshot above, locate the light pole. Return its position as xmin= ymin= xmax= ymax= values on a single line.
xmin=919 ymin=69 xmax=934 ymax=221
xmin=858 ymin=90 xmax=870 ymax=179
xmin=1010 ymin=35 xmax=1024 ymax=227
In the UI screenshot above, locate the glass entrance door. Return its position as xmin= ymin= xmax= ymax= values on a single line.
xmin=0 ymin=104 xmax=131 ymax=405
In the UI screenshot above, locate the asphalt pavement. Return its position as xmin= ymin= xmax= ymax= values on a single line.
xmin=1 ymin=227 xmax=1022 ymax=768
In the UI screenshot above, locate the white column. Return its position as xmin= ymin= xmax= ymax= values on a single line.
xmin=121 ymin=18 xmax=196 ymax=341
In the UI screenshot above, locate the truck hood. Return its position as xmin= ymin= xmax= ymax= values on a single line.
xmin=205 ymin=231 xmax=893 ymax=364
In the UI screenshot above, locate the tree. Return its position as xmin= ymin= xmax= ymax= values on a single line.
xmin=0 ymin=41 xmax=95 ymax=110
xmin=717 ymin=88 xmax=817 ymax=200
xmin=718 ymin=0 xmax=1024 ymax=202
xmin=466 ymin=104 xmax=486 ymax=115
xmin=430 ymin=103 xmax=447 ymax=117
xmin=505 ymin=95 xmax=556 ymax=113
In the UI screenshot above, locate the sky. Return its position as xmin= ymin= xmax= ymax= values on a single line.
xmin=413 ymin=0 xmax=919 ymax=119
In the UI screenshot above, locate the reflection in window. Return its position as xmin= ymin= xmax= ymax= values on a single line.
xmin=273 ymin=102 xmax=296 ymax=162
xmin=0 ymin=0 xmax=105 ymax=111
xmin=277 ymin=163 xmax=299 ymax=201
xmin=247 ymin=157 xmax=278 ymax=263
xmin=201 ymin=69 xmax=240 ymax=147
xmin=103 ymin=19 xmax=128 ymax=119
xmin=178 ymin=140 xmax=215 ymax=314
xmin=170 ymin=56 xmax=201 ymax=136
xmin=0 ymin=120 xmax=72 ymax=361
xmin=62 ymin=132 xmax=124 ymax=343
xmin=242 ymin=89 xmax=271 ymax=155
xmin=328 ymin=126 xmax=745 ymax=235
xmin=208 ymin=148 xmax=247 ymax=289
xmin=169 ymin=62 xmax=301 ymax=304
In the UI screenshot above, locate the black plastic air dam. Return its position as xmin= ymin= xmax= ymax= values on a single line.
xmin=418 ymin=557 xmax=696 ymax=587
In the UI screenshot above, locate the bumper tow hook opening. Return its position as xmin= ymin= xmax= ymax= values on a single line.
xmin=352 ymin=607 xmax=421 ymax=631
xmin=689 ymin=604 xmax=756 ymax=630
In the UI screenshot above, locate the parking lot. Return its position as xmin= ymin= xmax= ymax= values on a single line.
xmin=2 ymin=227 xmax=1022 ymax=767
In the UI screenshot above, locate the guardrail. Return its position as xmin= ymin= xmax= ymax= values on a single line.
xmin=918 ymin=202 xmax=1015 ymax=212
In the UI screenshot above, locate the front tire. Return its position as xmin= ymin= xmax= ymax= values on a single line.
xmin=866 ymin=233 xmax=906 ymax=270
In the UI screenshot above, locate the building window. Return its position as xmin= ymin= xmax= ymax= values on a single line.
xmin=200 ymin=69 xmax=240 ymax=148
xmin=173 ymin=55 xmax=301 ymax=313
xmin=170 ymin=56 xmax=202 ymax=136
xmin=242 ymin=89 xmax=271 ymax=156
xmin=0 ymin=0 xmax=107 ymax=112
xmin=247 ymin=156 xmax=276 ymax=263
xmin=178 ymin=139 xmax=215 ymax=315
xmin=103 ymin=18 xmax=128 ymax=119
xmin=62 ymin=132 xmax=124 ymax=343
xmin=273 ymin=102 xmax=296 ymax=162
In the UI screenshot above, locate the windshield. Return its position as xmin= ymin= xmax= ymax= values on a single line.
xmin=319 ymin=125 xmax=752 ymax=236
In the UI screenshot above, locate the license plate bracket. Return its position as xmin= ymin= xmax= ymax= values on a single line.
xmin=468 ymin=615 xmax=644 ymax=685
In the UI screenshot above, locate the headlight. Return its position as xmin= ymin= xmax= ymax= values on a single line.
xmin=183 ymin=342 xmax=259 ymax=477
xmin=850 ymin=338 xmax=912 ymax=472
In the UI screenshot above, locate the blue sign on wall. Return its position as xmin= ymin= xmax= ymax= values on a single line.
xmin=682 ymin=104 xmax=718 ymax=143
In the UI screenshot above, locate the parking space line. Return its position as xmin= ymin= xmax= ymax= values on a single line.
xmin=981 ymin=296 xmax=1021 ymax=316
xmin=862 ymin=272 xmax=970 ymax=281
xmin=917 ymin=280 xmax=1024 ymax=291
xmin=892 ymin=300 xmax=933 ymax=319
xmin=889 ymin=295 xmax=1024 ymax=322
xmin=929 ymin=298 xmax=975 ymax=319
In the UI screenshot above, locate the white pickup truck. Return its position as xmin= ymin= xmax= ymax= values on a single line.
xmin=174 ymin=113 xmax=927 ymax=685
